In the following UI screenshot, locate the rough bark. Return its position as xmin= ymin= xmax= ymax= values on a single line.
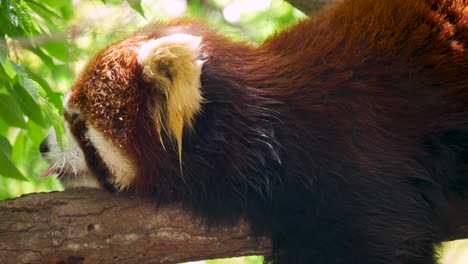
xmin=0 ymin=189 xmax=271 ymax=264
xmin=285 ymin=0 xmax=338 ymax=13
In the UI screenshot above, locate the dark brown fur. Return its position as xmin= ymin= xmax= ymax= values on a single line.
xmin=60 ymin=0 xmax=468 ymax=263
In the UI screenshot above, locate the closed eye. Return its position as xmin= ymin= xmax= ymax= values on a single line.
xmin=64 ymin=111 xmax=81 ymax=126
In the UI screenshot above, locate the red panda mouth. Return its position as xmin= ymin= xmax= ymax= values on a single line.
xmin=40 ymin=167 xmax=81 ymax=180
xmin=41 ymin=167 xmax=72 ymax=179
xmin=41 ymin=168 xmax=58 ymax=178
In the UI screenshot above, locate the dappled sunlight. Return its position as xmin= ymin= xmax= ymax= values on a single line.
xmin=440 ymin=240 xmax=468 ymax=264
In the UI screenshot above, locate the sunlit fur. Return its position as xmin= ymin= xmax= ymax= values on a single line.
xmin=41 ymin=0 xmax=468 ymax=263
xmin=138 ymin=33 xmax=204 ymax=157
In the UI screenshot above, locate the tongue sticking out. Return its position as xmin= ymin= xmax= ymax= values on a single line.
xmin=41 ymin=168 xmax=58 ymax=178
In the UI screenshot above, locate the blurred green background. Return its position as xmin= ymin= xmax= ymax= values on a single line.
xmin=0 ymin=0 xmax=466 ymax=263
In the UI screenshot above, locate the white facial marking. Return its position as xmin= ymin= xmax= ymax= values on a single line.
xmin=87 ymin=126 xmax=136 ymax=190
xmin=44 ymin=97 xmax=136 ymax=190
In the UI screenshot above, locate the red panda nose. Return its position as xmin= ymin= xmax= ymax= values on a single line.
xmin=39 ymin=138 xmax=49 ymax=154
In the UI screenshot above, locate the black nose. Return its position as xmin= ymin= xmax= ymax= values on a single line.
xmin=39 ymin=138 xmax=49 ymax=154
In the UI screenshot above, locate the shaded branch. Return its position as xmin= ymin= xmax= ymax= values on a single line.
xmin=284 ymin=0 xmax=338 ymax=14
xmin=0 ymin=189 xmax=271 ymax=264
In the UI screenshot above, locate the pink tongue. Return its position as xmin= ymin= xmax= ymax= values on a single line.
xmin=41 ymin=168 xmax=57 ymax=178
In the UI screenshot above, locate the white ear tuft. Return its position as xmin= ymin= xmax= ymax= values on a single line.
xmin=137 ymin=34 xmax=205 ymax=158
xmin=137 ymin=34 xmax=203 ymax=67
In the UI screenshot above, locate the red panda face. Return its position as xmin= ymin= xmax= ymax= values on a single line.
xmin=40 ymin=32 xmax=205 ymax=191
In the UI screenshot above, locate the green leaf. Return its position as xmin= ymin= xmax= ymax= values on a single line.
xmin=16 ymin=4 xmax=35 ymax=35
xmin=60 ymin=6 xmax=73 ymax=20
xmin=0 ymin=13 xmax=13 ymax=35
xmin=51 ymin=113 xmax=65 ymax=149
xmin=24 ymin=0 xmax=61 ymax=18
xmin=0 ymin=44 xmax=8 ymax=68
xmin=20 ymin=77 xmax=39 ymax=100
xmin=9 ymin=61 xmax=28 ymax=77
xmin=13 ymin=80 xmax=45 ymax=126
xmin=3 ymin=60 xmax=16 ymax=79
xmin=29 ymin=47 xmax=56 ymax=67
xmin=11 ymin=130 xmax=26 ymax=165
xmin=29 ymin=15 xmax=49 ymax=35
xmin=23 ymin=0 xmax=60 ymax=29
xmin=5 ymin=2 xmax=20 ymax=28
xmin=0 ymin=135 xmax=12 ymax=157
xmin=43 ymin=42 xmax=68 ymax=62
xmin=41 ymin=100 xmax=65 ymax=149
xmin=5 ymin=81 xmax=46 ymax=127
xmin=26 ymin=119 xmax=46 ymax=146
xmin=0 ymin=0 xmax=22 ymax=36
xmin=0 ymin=118 xmax=8 ymax=134
xmin=0 ymin=151 xmax=28 ymax=181
xmin=25 ymin=68 xmax=63 ymax=109
xmin=0 ymin=93 xmax=28 ymax=128
xmin=39 ymin=0 xmax=70 ymax=8
xmin=127 ymin=0 xmax=145 ymax=18
xmin=52 ymin=122 xmax=64 ymax=150
xmin=0 ymin=62 xmax=8 ymax=81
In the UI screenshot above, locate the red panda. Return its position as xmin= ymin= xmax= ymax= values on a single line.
xmin=40 ymin=0 xmax=468 ymax=263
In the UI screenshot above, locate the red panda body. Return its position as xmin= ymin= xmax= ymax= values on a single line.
xmin=41 ymin=0 xmax=468 ymax=263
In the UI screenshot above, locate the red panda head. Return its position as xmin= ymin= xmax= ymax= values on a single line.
xmin=41 ymin=24 xmax=210 ymax=192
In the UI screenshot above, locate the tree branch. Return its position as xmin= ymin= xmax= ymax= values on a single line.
xmin=284 ymin=0 xmax=338 ymax=14
xmin=0 ymin=189 xmax=271 ymax=264
xmin=1 ymin=189 xmax=467 ymax=264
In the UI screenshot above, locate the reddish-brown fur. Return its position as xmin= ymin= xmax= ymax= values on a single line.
xmin=58 ymin=0 xmax=468 ymax=263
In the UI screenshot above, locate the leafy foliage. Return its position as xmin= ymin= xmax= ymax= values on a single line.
xmin=0 ymin=0 xmax=72 ymax=196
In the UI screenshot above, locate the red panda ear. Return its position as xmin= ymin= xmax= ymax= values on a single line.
xmin=137 ymin=34 xmax=204 ymax=157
